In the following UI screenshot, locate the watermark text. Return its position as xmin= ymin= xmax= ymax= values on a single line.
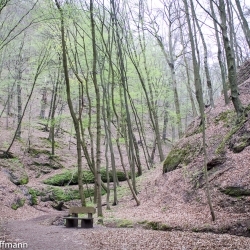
xmin=0 ymin=240 xmax=28 ymax=249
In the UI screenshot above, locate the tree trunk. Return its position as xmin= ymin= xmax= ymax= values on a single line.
xmin=55 ymin=0 xmax=86 ymax=206
xmin=218 ymin=0 xmax=244 ymax=117
xmin=209 ymin=0 xmax=229 ymax=105
xmin=90 ymin=0 xmax=102 ymax=217
xmin=40 ymin=86 xmax=47 ymax=119
xmin=190 ymin=0 xmax=214 ymax=108
xmin=235 ymin=0 xmax=250 ymax=49
xmin=183 ymin=0 xmax=215 ymax=221
xmin=16 ymin=75 xmax=22 ymax=139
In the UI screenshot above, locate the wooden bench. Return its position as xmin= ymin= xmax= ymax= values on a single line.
xmin=63 ymin=206 xmax=96 ymax=228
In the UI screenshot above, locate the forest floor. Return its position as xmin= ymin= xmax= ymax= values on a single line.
xmin=2 ymin=210 xmax=250 ymax=250
xmin=1 ymin=79 xmax=250 ymax=249
xmin=0 ymin=160 xmax=250 ymax=249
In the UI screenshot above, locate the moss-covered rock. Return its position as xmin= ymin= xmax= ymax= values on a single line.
xmin=229 ymin=123 xmax=250 ymax=153
xmin=216 ymin=115 xmax=249 ymax=156
xmin=146 ymin=221 xmax=160 ymax=230
xmin=1 ymin=158 xmax=29 ymax=185
xmin=220 ymin=186 xmax=250 ymax=197
xmin=28 ymin=188 xmax=39 ymax=205
xmin=33 ymin=160 xmax=63 ymax=170
xmin=25 ymin=186 xmax=106 ymax=203
xmin=11 ymin=198 xmax=26 ymax=210
xmin=43 ymin=168 xmax=129 ymax=186
xmin=118 ymin=219 xmax=134 ymax=228
xmin=45 ymin=186 xmax=106 ymax=202
xmin=163 ymin=143 xmax=196 ymax=173
xmin=28 ymin=147 xmax=51 ymax=156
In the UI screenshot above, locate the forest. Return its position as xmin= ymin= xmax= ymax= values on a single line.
xmin=0 ymin=0 xmax=250 ymax=249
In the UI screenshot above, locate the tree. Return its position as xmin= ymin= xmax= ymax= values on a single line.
xmin=235 ymin=0 xmax=250 ymax=49
xmin=209 ymin=0 xmax=229 ymax=105
xmin=183 ymin=0 xmax=215 ymax=221
xmin=90 ymin=0 xmax=102 ymax=217
xmin=190 ymin=0 xmax=214 ymax=108
xmin=55 ymin=0 xmax=86 ymax=206
xmin=218 ymin=0 xmax=244 ymax=117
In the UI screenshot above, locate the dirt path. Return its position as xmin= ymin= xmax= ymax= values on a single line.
xmin=5 ymin=214 xmax=250 ymax=250
xmin=6 ymin=214 xmax=94 ymax=250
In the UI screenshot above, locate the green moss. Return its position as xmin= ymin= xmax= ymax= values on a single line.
xmin=232 ymin=141 xmax=248 ymax=153
xmin=28 ymin=148 xmax=51 ymax=156
xmin=146 ymin=221 xmax=159 ymax=230
xmin=214 ymin=110 xmax=234 ymax=126
xmin=28 ymin=188 xmax=39 ymax=205
xmin=11 ymin=204 xmax=18 ymax=210
xmin=137 ymin=220 xmax=148 ymax=224
xmin=33 ymin=161 xmax=63 ymax=170
xmin=186 ymin=126 xmax=202 ymax=137
xmin=220 ymin=187 xmax=250 ymax=197
xmin=43 ymin=168 xmax=130 ymax=186
xmin=216 ymin=116 xmax=248 ymax=155
xmin=1 ymin=159 xmax=29 ymax=185
xmin=40 ymin=138 xmax=62 ymax=149
xmin=118 ymin=219 xmax=134 ymax=228
xmin=159 ymin=224 xmax=171 ymax=231
xmin=19 ymin=176 xmax=29 ymax=185
xmin=163 ymin=143 xmax=195 ymax=173
xmin=47 ymin=186 xmax=106 ymax=202
xmin=43 ymin=170 xmax=78 ymax=186
xmin=11 ymin=198 xmax=26 ymax=210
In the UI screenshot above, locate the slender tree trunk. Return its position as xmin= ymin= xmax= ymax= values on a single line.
xmin=209 ymin=0 xmax=229 ymax=105
xmin=218 ymin=0 xmax=244 ymax=117
xmin=226 ymin=0 xmax=240 ymax=67
xmin=167 ymin=14 xmax=182 ymax=137
xmin=235 ymin=0 xmax=250 ymax=49
xmin=55 ymin=0 xmax=86 ymax=206
xmin=90 ymin=0 xmax=102 ymax=217
xmin=190 ymin=0 xmax=214 ymax=108
xmin=178 ymin=15 xmax=198 ymax=117
xmin=49 ymin=78 xmax=59 ymax=156
xmin=183 ymin=0 xmax=215 ymax=221
xmin=40 ymin=86 xmax=47 ymax=119
xmin=16 ymin=74 xmax=22 ymax=139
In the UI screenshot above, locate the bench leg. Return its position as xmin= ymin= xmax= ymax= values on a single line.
xmin=66 ymin=219 xmax=78 ymax=228
xmin=81 ymin=219 xmax=93 ymax=228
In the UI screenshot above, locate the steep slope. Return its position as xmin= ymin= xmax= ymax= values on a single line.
xmin=105 ymin=73 xmax=250 ymax=236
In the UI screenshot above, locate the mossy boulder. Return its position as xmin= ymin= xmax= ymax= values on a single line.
xmin=11 ymin=198 xmax=26 ymax=210
xmin=24 ymin=186 xmax=106 ymax=203
xmin=1 ymin=158 xmax=29 ymax=185
xmin=43 ymin=168 xmax=129 ymax=186
xmin=163 ymin=143 xmax=196 ymax=173
xmin=28 ymin=188 xmax=40 ymax=205
xmin=28 ymin=147 xmax=51 ymax=156
xmin=229 ymin=122 xmax=250 ymax=153
xmin=43 ymin=186 xmax=106 ymax=202
xmin=33 ymin=160 xmax=63 ymax=170
xmin=43 ymin=170 xmax=78 ymax=186
xmin=220 ymin=186 xmax=250 ymax=197
xmin=215 ymin=113 xmax=250 ymax=156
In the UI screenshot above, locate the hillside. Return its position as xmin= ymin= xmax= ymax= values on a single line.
xmin=1 ymin=67 xmax=250 ymax=249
